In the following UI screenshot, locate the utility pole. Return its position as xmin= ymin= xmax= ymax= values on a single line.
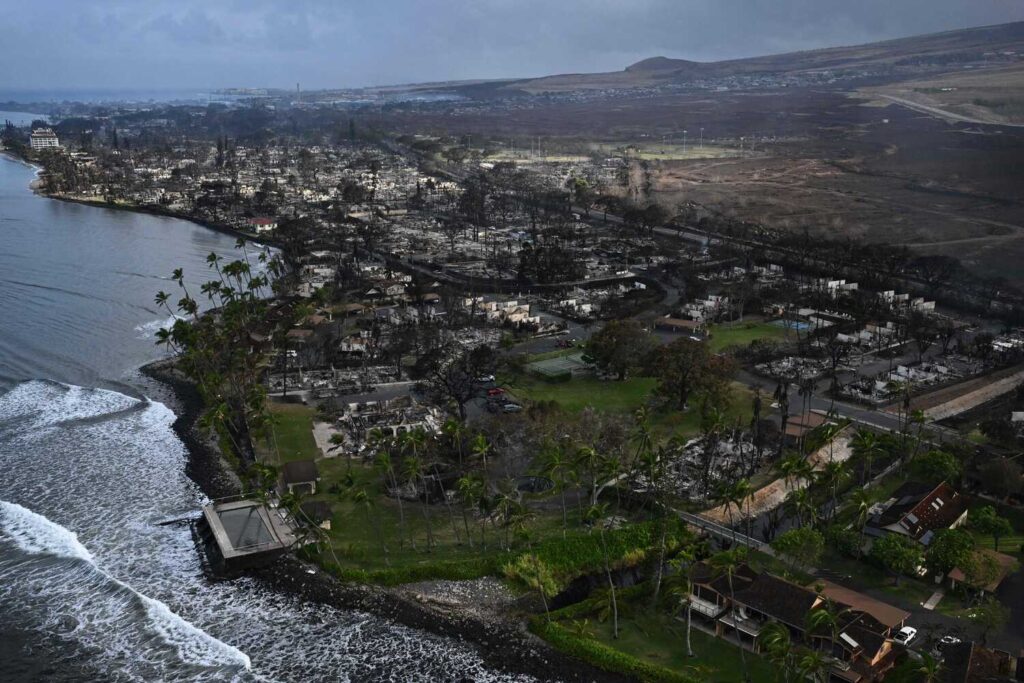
xmin=682 ymin=129 xmax=687 ymax=155
xmin=699 ymin=127 xmax=704 ymax=150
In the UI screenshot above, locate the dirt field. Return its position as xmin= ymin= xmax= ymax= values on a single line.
xmin=376 ymin=85 xmax=1024 ymax=286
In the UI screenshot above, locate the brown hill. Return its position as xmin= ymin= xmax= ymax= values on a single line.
xmin=506 ymin=20 xmax=1024 ymax=93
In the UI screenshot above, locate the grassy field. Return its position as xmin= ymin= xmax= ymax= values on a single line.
xmin=571 ymin=612 xmax=777 ymax=683
xmin=506 ymin=374 xmax=658 ymax=412
xmin=504 ymin=371 xmax=755 ymax=440
xmin=707 ymin=320 xmax=788 ymax=353
xmin=261 ymin=402 xmax=321 ymax=463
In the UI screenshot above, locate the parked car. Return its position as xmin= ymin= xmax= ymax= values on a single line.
xmin=486 ymin=387 xmax=505 ymax=396
xmin=476 ymin=374 xmax=495 ymax=383
xmin=894 ymin=627 xmax=918 ymax=646
xmin=502 ymin=403 xmax=522 ymax=413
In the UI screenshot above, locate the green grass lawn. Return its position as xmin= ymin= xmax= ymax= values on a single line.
xmin=261 ymin=402 xmax=321 ymax=463
xmin=299 ymin=457 xmax=681 ymax=586
xmin=818 ymin=548 xmax=935 ymax=607
xmin=576 ymin=612 xmax=777 ymax=683
xmin=707 ymin=320 xmax=787 ymax=353
xmin=506 ymin=373 xmax=658 ymax=412
xmin=969 ymin=500 xmax=1024 ymax=557
xmin=504 ymin=372 xmax=755 ymax=441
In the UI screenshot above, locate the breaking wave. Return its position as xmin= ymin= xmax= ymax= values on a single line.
xmin=0 ymin=500 xmax=94 ymax=563
xmin=0 ymin=500 xmax=252 ymax=672
xmin=0 ymin=380 xmax=533 ymax=682
xmin=135 ymin=314 xmax=183 ymax=340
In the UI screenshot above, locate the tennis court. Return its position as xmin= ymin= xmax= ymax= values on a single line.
xmin=526 ymin=352 xmax=590 ymax=377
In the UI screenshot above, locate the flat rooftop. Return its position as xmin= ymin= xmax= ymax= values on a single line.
xmin=202 ymin=499 xmax=299 ymax=561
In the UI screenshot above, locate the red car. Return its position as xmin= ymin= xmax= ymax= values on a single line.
xmin=486 ymin=387 xmax=505 ymax=396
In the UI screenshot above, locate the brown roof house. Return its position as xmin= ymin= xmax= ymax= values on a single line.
xmin=689 ymin=564 xmax=908 ymax=683
xmin=783 ymin=410 xmax=830 ymax=447
xmin=865 ymin=481 xmax=968 ymax=547
xmin=947 ymin=549 xmax=1019 ymax=596
xmin=281 ymin=459 xmax=320 ymax=496
xmin=939 ymin=641 xmax=1016 ymax=683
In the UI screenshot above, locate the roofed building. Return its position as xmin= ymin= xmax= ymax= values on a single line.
xmin=281 ymin=459 xmax=320 ymax=495
xmin=689 ymin=564 xmax=908 ymax=683
xmin=30 ymin=128 xmax=60 ymax=150
xmin=865 ymin=481 xmax=968 ymax=546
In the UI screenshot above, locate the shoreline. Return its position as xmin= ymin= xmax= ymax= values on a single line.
xmin=41 ymin=192 xmax=282 ymax=250
xmin=140 ymin=358 xmax=629 ymax=683
xmin=0 ymin=149 xmax=280 ymax=250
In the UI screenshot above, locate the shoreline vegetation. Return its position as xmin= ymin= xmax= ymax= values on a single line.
xmin=141 ymin=358 xmax=629 ymax=683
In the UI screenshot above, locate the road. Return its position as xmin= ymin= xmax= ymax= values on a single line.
xmin=877 ymin=94 xmax=1024 ymax=129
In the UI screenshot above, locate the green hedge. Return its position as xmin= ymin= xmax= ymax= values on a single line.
xmin=516 ymin=519 xmax=690 ymax=591
xmin=529 ymin=618 xmax=700 ymax=683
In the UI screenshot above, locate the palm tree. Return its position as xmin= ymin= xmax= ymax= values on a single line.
xmin=785 ymin=488 xmax=816 ymax=529
xmin=666 ymin=545 xmax=698 ymax=658
xmin=470 ymin=433 xmax=491 ymax=471
xmin=757 ymin=622 xmax=793 ymax=683
xmin=402 ymin=452 xmax=435 ymax=550
xmin=779 ymin=453 xmax=804 ymax=491
xmin=492 ymin=480 xmax=522 ymax=550
xmin=353 ymin=487 xmax=388 ymax=564
xmin=375 ymin=450 xmax=412 ymax=550
xmin=540 ymin=443 xmax=574 ymax=536
xmin=715 ymin=478 xmax=753 ymax=547
xmin=710 ymin=548 xmax=750 ymax=682
xmin=805 ymin=605 xmax=839 ymax=658
xmin=918 ymin=652 xmax=943 ymax=683
xmin=587 ymin=502 xmax=620 ymax=639
xmin=851 ymin=488 xmax=872 ymax=557
xmin=850 ymin=429 xmax=885 ymax=484
xmin=575 ymin=445 xmax=603 ymax=507
xmin=774 ymin=381 xmax=790 ymax=460
xmin=455 ymin=474 xmax=482 ymax=549
xmin=442 ymin=418 xmax=465 ymax=469
xmin=820 ymin=460 xmax=850 ymax=523
xmin=797 ymin=649 xmax=828 ymax=683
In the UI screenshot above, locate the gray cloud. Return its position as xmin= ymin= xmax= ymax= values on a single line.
xmin=1 ymin=0 xmax=1022 ymax=90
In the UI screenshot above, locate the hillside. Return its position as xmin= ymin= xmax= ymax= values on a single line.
xmin=504 ymin=20 xmax=1024 ymax=93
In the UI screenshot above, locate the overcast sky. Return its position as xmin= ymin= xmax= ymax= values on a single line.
xmin=3 ymin=0 xmax=1024 ymax=91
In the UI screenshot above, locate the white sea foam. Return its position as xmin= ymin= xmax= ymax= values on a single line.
xmin=135 ymin=314 xmax=182 ymax=340
xmin=0 ymin=380 xmax=137 ymax=427
xmin=0 ymin=499 xmax=251 ymax=672
xmin=141 ymin=594 xmax=252 ymax=670
xmin=0 ymin=380 xmax=533 ymax=682
xmin=0 ymin=500 xmax=95 ymax=563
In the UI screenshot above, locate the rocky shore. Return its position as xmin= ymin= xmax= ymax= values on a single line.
xmin=141 ymin=358 xmax=629 ymax=683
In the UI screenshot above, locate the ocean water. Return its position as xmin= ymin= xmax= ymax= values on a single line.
xmin=0 ymin=155 xmax=532 ymax=682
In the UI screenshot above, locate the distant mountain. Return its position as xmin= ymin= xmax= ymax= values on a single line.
xmin=502 ymin=20 xmax=1024 ymax=93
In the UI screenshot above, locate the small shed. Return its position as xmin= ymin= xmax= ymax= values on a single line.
xmin=281 ymin=459 xmax=320 ymax=495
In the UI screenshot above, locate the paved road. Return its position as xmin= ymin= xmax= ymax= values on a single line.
xmin=878 ymin=94 xmax=1024 ymax=129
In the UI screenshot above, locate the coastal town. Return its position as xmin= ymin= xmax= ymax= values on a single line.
xmin=5 ymin=28 xmax=1024 ymax=683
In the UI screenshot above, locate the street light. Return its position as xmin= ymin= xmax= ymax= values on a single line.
xmin=699 ymin=127 xmax=704 ymax=150
xmin=683 ymin=129 xmax=688 ymax=155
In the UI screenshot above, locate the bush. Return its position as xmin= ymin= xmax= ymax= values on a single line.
xmin=516 ymin=519 xmax=692 ymax=592
xmin=529 ymin=618 xmax=700 ymax=683
xmin=824 ymin=524 xmax=861 ymax=558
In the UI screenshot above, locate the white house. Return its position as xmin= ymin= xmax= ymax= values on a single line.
xmin=30 ymin=128 xmax=60 ymax=150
